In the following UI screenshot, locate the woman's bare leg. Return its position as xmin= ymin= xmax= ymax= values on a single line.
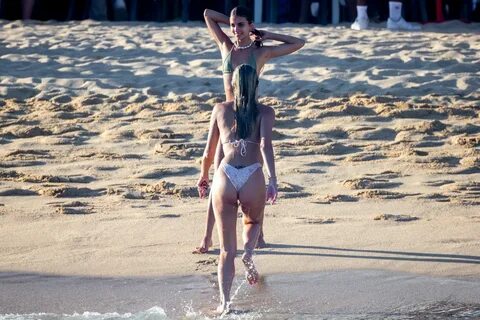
xmin=211 ymin=170 xmax=238 ymax=313
xmin=194 ymin=142 xmax=224 ymax=254
xmin=239 ymin=169 xmax=265 ymax=284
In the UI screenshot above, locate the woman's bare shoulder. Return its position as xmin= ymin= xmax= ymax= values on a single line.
xmin=214 ymin=101 xmax=234 ymax=110
xmin=257 ymin=104 xmax=275 ymax=118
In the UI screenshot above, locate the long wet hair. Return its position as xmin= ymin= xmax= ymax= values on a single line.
xmin=232 ymin=64 xmax=259 ymax=140
xmin=230 ymin=6 xmax=263 ymax=47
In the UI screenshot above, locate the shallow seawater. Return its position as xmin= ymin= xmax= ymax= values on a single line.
xmin=1 ymin=270 xmax=479 ymax=319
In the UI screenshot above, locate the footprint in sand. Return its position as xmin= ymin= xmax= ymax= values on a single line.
xmin=423 ymin=180 xmax=455 ymax=187
xmin=312 ymin=194 xmax=359 ymax=204
xmin=277 ymin=182 xmax=311 ymax=199
xmin=345 ymin=152 xmax=386 ymax=162
xmin=50 ymin=201 xmax=94 ymax=215
xmin=294 ymin=217 xmax=336 ymax=224
xmin=3 ymin=149 xmax=52 ymax=160
xmin=357 ymin=190 xmax=415 ymax=200
xmin=448 ymin=124 xmax=480 ymax=135
xmin=395 ymin=120 xmax=447 ymax=135
xmin=0 ymin=160 xmax=45 ymax=168
xmin=443 ymin=181 xmax=480 ymax=205
xmin=374 ymin=214 xmax=418 ymax=222
xmin=350 ymin=128 xmax=397 ymax=141
xmin=155 ymin=143 xmax=203 ymax=160
xmin=0 ymin=188 xmax=39 ymax=196
xmin=136 ymin=129 xmax=192 ymax=142
xmin=0 ymin=170 xmax=95 ymax=184
xmin=132 ymin=181 xmax=198 ymax=198
xmin=147 ymin=214 xmax=180 ymax=219
xmin=38 ymin=186 xmax=106 ymax=198
xmin=418 ymin=193 xmax=451 ymax=203
xmin=135 ymin=167 xmax=197 ymax=179
xmin=454 ymin=136 xmax=480 ymax=148
xmin=343 ymin=177 xmax=401 ymax=190
xmin=80 ymin=94 xmax=108 ymax=106
xmin=414 ymin=156 xmax=461 ymax=169
xmin=195 ymin=257 xmax=218 ymax=271
xmin=7 ymin=126 xmax=53 ymax=139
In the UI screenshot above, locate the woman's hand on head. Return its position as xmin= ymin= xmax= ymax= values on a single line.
xmin=266 ymin=179 xmax=278 ymax=205
xmin=250 ymin=28 xmax=266 ymax=41
xmin=197 ymin=177 xmax=209 ymax=199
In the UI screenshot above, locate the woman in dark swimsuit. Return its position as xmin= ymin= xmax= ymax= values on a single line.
xmin=195 ymin=6 xmax=305 ymax=254
xmin=197 ymin=63 xmax=277 ymax=314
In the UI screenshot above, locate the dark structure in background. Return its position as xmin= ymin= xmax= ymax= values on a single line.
xmin=0 ymin=0 xmax=479 ymax=23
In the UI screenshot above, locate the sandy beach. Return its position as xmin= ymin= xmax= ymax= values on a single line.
xmin=0 ymin=18 xmax=479 ymax=317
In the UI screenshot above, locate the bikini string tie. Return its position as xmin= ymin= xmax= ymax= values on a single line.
xmin=231 ymin=139 xmax=247 ymax=157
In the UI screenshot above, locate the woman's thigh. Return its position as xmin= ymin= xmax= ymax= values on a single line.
xmin=238 ymin=168 xmax=266 ymax=223
xmin=211 ymin=170 xmax=239 ymax=248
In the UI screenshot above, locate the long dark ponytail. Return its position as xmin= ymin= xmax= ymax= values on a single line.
xmin=232 ymin=64 xmax=259 ymax=140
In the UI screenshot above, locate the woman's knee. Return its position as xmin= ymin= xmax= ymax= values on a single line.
xmin=241 ymin=207 xmax=264 ymax=225
xmin=219 ymin=250 xmax=236 ymax=262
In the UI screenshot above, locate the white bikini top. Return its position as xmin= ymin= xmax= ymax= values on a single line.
xmin=222 ymin=139 xmax=259 ymax=157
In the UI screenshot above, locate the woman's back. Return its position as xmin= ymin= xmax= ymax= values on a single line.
xmin=214 ymin=101 xmax=266 ymax=168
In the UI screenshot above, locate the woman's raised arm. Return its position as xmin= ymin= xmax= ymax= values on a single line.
xmin=259 ymin=106 xmax=277 ymax=204
xmin=204 ymin=9 xmax=231 ymax=48
xmin=257 ymin=30 xmax=305 ymax=60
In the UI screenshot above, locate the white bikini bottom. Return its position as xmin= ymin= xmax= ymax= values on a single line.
xmin=220 ymin=162 xmax=262 ymax=191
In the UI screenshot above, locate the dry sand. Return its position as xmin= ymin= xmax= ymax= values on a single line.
xmin=0 ymin=19 xmax=479 ymax=281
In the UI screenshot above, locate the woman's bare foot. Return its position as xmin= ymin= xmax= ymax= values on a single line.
xmin=215 ymin=301 xmax=231 ymax=315
xmin=192 ymin=237 xmax=213 ymax=254
xmin=242 ymin=253 xmax=259 ymax=285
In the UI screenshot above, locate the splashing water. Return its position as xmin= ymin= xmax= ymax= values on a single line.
xmin=0 ymin=306 xmax=168 ymax=320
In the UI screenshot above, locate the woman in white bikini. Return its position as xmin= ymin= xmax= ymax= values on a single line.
xmin=195 ymin=5 xmax=305 ymax=254
xmin=197 ymin=63 xmax=277 ymax=314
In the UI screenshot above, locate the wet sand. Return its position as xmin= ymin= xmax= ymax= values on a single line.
xmin=1 ymin=270 xmax=479 ymax=319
